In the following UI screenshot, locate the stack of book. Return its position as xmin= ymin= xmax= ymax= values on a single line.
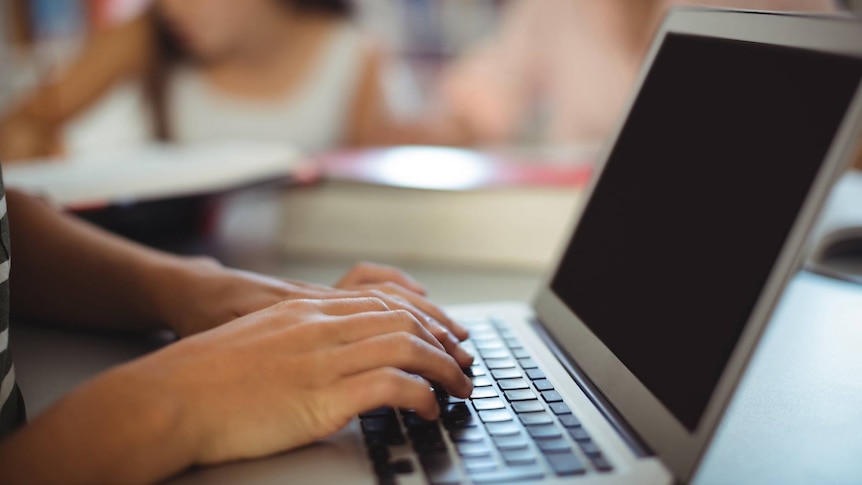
xmin=280 ymin=146 xmax=593 ymax=271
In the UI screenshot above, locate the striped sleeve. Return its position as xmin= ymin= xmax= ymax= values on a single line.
xmin=0 ymin=177 xmax=26 ymax=437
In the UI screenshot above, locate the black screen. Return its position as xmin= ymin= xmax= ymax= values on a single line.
xmin=551 ymin=33 xmax=862 ymax=431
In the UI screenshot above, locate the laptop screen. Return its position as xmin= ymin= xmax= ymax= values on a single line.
xmin=551 ymin=33 xmax=862 ymax=431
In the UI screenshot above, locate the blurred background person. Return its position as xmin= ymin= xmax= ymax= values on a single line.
xmin=437 ymin=0 xmax=840 ymax=151
xmin=0 ymin=0 xmax=390 ymax=161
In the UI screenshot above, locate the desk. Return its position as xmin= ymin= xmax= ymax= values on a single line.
xmin=11 ymin=190 xmax=862 ymax=485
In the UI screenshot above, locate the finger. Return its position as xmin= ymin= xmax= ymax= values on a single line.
xmin=281 ymin=278 xmax=336 ymax=293
xmin=324 ymin=368 xmax=439 ymax=420
xmin=337 ymin=262 xmax=427 ymax=295
xmin=329 ymin=309 xmax=445 ymax=353
xmin=307 ymin=297 xmax=391 ymax=316
xmin=361 ymin=283 xmax=469 ymax=341
xmin=328 ymin=333 xmax=473 ymax=398
xmin=324 ymin=290 xmax=473 ymax=367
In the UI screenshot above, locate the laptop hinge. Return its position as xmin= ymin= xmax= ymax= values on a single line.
xmin=530 ymin=317 xmax=653 ymax=459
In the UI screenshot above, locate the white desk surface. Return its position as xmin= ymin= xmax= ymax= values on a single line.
xmin=10 ymin=189 xmax=862 ymax=485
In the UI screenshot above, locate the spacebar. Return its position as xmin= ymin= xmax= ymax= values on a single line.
xmin=419 ymin=452 xmax=460 ymax=485
xmin=470 ymin=466 xmax=545 ymax=484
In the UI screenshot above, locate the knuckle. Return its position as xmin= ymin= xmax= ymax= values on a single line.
xmin=393 ymin=331 xmax=424 ymax=359
xmin=377 ymin=368 xmax=407 ymax=395
xmin=391 ymin=309 xmax=420 ymax=329
xmin=363 ymin=296 xmax=388 ymax=311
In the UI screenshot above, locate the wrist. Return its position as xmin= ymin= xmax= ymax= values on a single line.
xmin=136 ymin=253 xmax=222 ymax=336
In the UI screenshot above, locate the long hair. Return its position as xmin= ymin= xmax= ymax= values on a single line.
xmin=143 ymin=0 xmax=353 ymax=141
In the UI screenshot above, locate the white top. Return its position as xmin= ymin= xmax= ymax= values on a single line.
xmin=169 ymin=25 xmax=364 ymax=151
xmin=64 ymin=24 xmax=364 ymax=155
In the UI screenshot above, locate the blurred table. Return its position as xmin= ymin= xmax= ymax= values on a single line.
xmin=12 ymin=186 xmax=862 ymax=485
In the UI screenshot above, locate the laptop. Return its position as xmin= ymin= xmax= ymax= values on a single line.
xmin=171 ymin=8 xmax=862 ymax=485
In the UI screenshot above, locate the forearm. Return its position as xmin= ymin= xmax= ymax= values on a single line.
xmin=0 ymin=360 xmax=198 ymax=484
xmin=7 ymin=189 xmax=192 ymax=331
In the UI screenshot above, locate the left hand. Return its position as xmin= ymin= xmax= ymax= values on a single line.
xmin=150 ymin=259 xmax=471 ymax=362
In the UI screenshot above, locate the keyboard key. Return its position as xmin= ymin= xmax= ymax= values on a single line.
xmin=567 ymin=427 xmax=591 ymax=442
xmin=492 ymin=433 xmax=529 ymax=450
xmin=469 ymin=466 xmax=545 ymax=484
xmin=518 ymin=358 xmax=539 ymax=369
xmin=589 ymin=454 xmax=614 ymax=472
xmin=501 ymin=448 xmax=537 ymax=465
xmin=504 ymin=389 xmax=537 ymax=401
xmin=462 ymin=456 xmax=498 ymax=474
xmin=478 ymin=410 xmax=514 ymax=423
xmin=460 ymin=319 xmax=491 ymax=330
xmin=392 ymin=459 xmax=414 ymax=474
xmin=447 ymin=395 xmax=466 ymax=404
xmin=558 ymin=414 xmax=581 ymax=428
xmin=518 ymin=412 xmax=554 ymax=426
xmin=367 ymin=445 xmax=390 ymax=463
xmin=485 ymin=422 xmax=521 ymax=436
xmin=485 ymin=358 xmax=517 ymax=369
xmin=474 ymin=340 xmax=506 ymax=351
xmin=537 ymin=438 xmax=571 ymax=453
xmin=472 ymin=398 xmax=506 ymax=411
xmin=419 ymin=451 xmax=461 ymax=485
xmin=525 ymin=369 xmax=546 ymax=380
xmin=549 ymin=402 xmax=572 ymax=415
xmin=471 ymin=388 xmax=499 ymax=399
xmin=467 ymin=366 xmax=487 ymax=377
xmin=360 ymin=417 xmax=398 ymax=434
xmin=526 ymin=424 xmax=563 ymax=440
xmin=443 ymin=412 xmax=479 ymax=430
xmin=533 ymin=379 xmax=555 ymax=391
xmin=479 ymin=348 xmax=510 ymax=359
xmin=445 ymin=402 xmax=471 ymax=417
xmin=456 ymin=442 xmax=492 ymax=458
xmin=365 ymin=431 xmax=406 ymax=447
xmin=541 ymin=391 xmax=563 ymax=403
xmin=403 ymin=413 xmax=437 ymax=430
xmin=472 ymin=376 xmax=493 ymax=387
xmin=359 ymin=407 xmax=393 ymax=419
xmin=491 ymin=368 xmax=522 ymax=380
xmin=546 ymin=452 xmax=587 ymax=476
xmin=413 ymin=441 xmax=448 ymax=454
xmin=577 ymin=439 xmax=601 ymax=457
xmin=504 ymin=337 xmax=522 ymax=349
xmin=512 ymin=348 xmax=530 ymax=359
xmin=489 ymin=318 xmax=508 ymax=329
xmin=498 ymin=378 xmax=530 ymax=390
xmin=449 ymin=427 xmax=485 ymax=443
xmin=512 ymin=400 xmax=545 ymax=414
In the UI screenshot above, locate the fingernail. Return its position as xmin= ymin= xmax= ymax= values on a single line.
xmin=456 ymin=345 xmax=475 ymax=365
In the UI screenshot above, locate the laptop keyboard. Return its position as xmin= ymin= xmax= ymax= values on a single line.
xmin=359 ymin=316 xmax=614 ymax=484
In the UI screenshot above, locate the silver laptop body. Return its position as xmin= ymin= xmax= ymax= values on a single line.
xmin=171 ymin=8 xmax=862 ymax=485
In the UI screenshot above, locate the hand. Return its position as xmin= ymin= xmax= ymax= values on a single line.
xmin=137 ymin=297 xmax=474 ymax=465
xmin=150 ymin=258 xmax=472 ymax=366
xmin=335 ymin=261 xmax=427 ymax=294
xmin=334 ymin=262 xmax=469 ymax=340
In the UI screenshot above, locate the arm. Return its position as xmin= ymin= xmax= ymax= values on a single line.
xmin=6 ymin=188 xmax=470 ymax=344
xmin=7 ymin=188 xmax=196 ymax=331
xmin=0 ymin=14 xmax=154 ymax=161
xmin=0 ymin=297 xmax=474 ymax=484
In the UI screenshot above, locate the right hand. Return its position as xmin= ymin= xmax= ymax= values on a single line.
xmin=135 ymin=297 xmax=474 ymax=465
